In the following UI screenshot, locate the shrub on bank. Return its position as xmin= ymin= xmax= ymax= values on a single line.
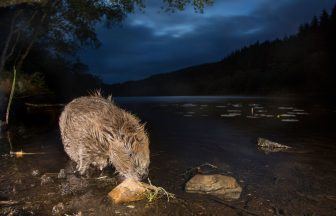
xmin=0 ymin=70 xmax=49 ymax=96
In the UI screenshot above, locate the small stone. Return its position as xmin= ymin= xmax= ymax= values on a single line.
xmin=40 ymin=174 xmax=53 ymax=185
xmin=52 ymin=202 xmax=65 ymax=215
xmin=185 ymin=174 xmax=242 ymax=200
xmin=31 ymin=170 xmax=40 ymax=177
xmin=57 ymin=169 xmax=66 ymax=179
xmin=59 ymin=175 xmax=88 ymax=195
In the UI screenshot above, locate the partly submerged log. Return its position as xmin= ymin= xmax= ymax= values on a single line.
xmin=25 ymin=103 xmax=64 ymax=121
xmin=25 ymin=102 xmax=65 ymax=108
xmin=257 ymin=138 xmax=291 ymax=153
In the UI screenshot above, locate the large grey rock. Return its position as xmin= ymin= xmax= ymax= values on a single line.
xmin=185 ymin=174 xmax=242 ymax=200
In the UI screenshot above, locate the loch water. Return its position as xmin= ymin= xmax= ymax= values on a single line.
xmin=0 ymin=96 xmax=335 ymax=215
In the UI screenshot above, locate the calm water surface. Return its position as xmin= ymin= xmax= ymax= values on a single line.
xmin=0 ymin=96 xmax=335 ymax=215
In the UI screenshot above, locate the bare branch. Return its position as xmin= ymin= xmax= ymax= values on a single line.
xmin=0 ymin=0 xmax=46 ymax=8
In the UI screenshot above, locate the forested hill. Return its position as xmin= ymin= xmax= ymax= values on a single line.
xmin=108 ymin=6 xmax=336 ymax=98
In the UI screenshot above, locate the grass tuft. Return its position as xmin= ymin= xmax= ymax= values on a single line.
xmin=143 ymin=178 xmax=175 ymax=202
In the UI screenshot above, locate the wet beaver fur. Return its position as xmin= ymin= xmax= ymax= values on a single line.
xmin=59 ymin=92 xmax=150 ymax=180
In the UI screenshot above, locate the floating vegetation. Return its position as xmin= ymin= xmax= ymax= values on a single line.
xmin=181 ymin=103 xmax=197 ymax=107
xmin=259 ymin=114 xmax=274 ymax=118
xmin=253 ymin=106 xmax=264 ymax=109
xmin=227 ymin=109 xmax=242 ymax=113
xmin=281 ymin=119 xmax=299 ymax=122
xmin=221 ymin=113 xmax=241 ymax=117
xmin=278 ymin=107 xmax=294 ymax=110
xmin=249 ymin=103 xmax=260 ymax=107
xmin=295 ymin=112 xmax=309 ymax=115
xmin=293 ymin=109 xmax=305 ymax=112
xmin=246 ymin=116 xmax=259 ymax=119
xmin=279 ymin=114 xmax=296 ymax=117
xmin=232 ymin=104 xmax=242 ymax=108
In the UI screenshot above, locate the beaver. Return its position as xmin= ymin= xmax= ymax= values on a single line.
xmin=59 ymin=92 xmax=150 ymax=180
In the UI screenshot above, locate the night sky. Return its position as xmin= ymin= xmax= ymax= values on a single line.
xmin=80 ymin=0 xmax=335 ymax=84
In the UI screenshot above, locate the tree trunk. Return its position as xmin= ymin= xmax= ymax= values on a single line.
xmin=5 ymin=67 xmax=16 ymax=125
xmin=15 ymin=33 xmax=37 ymax=71
xmin=0 ymin=11 xmax=21 ymax=75
xmin=13 ymin=0 xmax=60 ymax=71
xmin=15 ymin=12 xmax=47 ymax=71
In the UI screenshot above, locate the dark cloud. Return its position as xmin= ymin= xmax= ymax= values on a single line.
xmin=80 ymin=0 xmax=335 ymax=84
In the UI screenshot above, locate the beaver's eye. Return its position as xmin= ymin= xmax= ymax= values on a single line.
xmin=129 ymin=153 xmax=133 ymax=157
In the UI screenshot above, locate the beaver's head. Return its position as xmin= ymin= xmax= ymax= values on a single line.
xmin=108 ymin=122 xmax=150 ymax=181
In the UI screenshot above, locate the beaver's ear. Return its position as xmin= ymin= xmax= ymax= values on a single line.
xmin=138 ymin=122 xmax=146 ymax=131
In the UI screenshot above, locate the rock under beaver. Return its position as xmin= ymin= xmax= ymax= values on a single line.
xmin=59 ymin=92 xmax=150 ymax=180
xmin=185 ymin=174 xmax=242 ymax=200
xmin=108 ymin=178 xmax=147 ymax=204
xmin=108 ymin=178 xmax=175 ymax=204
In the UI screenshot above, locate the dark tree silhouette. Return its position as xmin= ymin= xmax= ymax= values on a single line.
xmin=0 ymin=0 xmax=213 ymax=106
xmin=110 ymin=5 xmax=336 ymax=99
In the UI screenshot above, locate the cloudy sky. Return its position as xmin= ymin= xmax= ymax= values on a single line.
xmin=80 ymin=0 xmax=335 ymax=84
